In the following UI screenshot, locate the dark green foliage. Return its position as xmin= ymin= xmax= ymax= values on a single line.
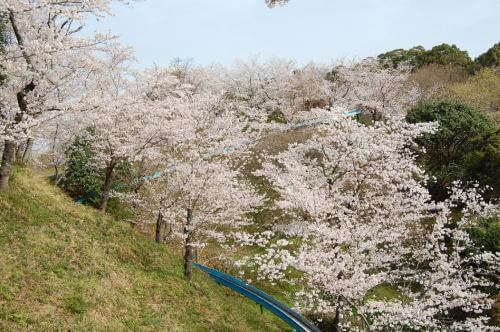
xmin=463 ymin=129 xmax=500 ymax=197
xmin=305 ymin=313 xmax=337 ymax=331
xmin=407 ymin=100 xmax=500 ymax=200
xmin=112 ymin=160 xmax=136 ymax=192
xmin=378 ymin=45 xmax=426 ymax=68
xmin=466 ymin=216 xmax=499 ymax=298
xmin=61 ymin=132 xmax=103 ymax=206
xmin=61 ymin=133 xmax=136 ymax=210
xmin=475 ymin=42 xmax=500 ymax=70
xmin=469 ymin=216 xmax=500 ymax=253
xmin=378 ymin=44 xmax=473 ymax=71
xmin=419 ymin=44 xmax=473 ymax=70
xmin=106 ymin=161 xmax=136 ymax=220
xmin=61 ymin=130 xmax=137 ymax=213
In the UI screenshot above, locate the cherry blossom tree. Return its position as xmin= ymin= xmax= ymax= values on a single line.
xmin=266 ymin=0 xmax=290 ymax=7
xmin=241 ymin=108 xmax=433 ymax=327
xmin=328 ymin=58 xmax=422 ymax=121
xmin=143 ymin=92 xmax=264 ymax=280
xmin=76 ymin=43 xmax=181 ymax=211
xmin=289 ymin=62 xmax=332 ymax=113
xmin=365 ymin=184 xmax=499 ymax=330
xmin=0 ymin=0 xmax=118 ymax=191
xmin=222 ymin=57 xmax=283 ymax=118
xmin=32 ymin=113 xmax=83 ymax=183
xmin=0 ymin=3 xmax=495 ymax=330
xmin=158 ymin=157 xmax=263 ymax=280
xmin=239 ymin=108 xmax=498 ymax=330
xmin=221 ymin=58 xmax=332 ymax=122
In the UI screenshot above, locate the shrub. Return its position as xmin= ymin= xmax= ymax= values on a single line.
xmin=469 ymin=216 xmax=500 ymax=253
xmin=407 ymin=100 xmax=500 ymax=200
xmin=475 ymin=42 xmax=500 ymax=70
xmin=61 ymin=132 xmax=103 ymax=206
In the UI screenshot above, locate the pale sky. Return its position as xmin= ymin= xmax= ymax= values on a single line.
xmin=85 ymin=0 xmax=500 ymax=67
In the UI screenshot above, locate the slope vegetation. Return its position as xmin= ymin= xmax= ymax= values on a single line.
xmin=0 ymin=168 xmax=287 ymax=331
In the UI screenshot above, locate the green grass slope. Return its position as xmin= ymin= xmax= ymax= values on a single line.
xmin=0 ymin=168 xmax=288 ymax=331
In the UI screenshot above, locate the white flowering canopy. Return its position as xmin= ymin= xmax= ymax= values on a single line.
xmin=0 ymin=0 xmax=118 ymax=140
xmin=239 ymin=108 xmax=498 ymax=330
xmin=265 ymin=0 xmax=290 ymax=8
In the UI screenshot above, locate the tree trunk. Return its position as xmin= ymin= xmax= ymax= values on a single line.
xmin=15 ymin=141 xmax=25 ymax=162
xmin=333 ymin=304 xmax=342 ymax=332
xmin=183 ymin=240 xmax=195 ymax=280
xmin=54 ymin=164 xmax=61 ymax=184
xmin=183 ymin=208 xmax=195 ymax=280
xmin=99 ymin=160 xmax=117 ymax=211
xmin=155 ymin=207 xmax=164 ymax=243
xmin=0 ymin=140 xmax=16 ymax=192
xmin=21 ymin=138 xmax=34 ymax=164
xmin=52 ymin=124 xmax=61 ymax=184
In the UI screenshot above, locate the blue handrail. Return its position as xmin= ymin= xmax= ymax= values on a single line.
xmin=193 ymin=263 xmax=321 ymax=332
xmin=345 ymin=109 xmax=363 ymax=117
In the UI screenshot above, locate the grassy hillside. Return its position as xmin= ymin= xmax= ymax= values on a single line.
xmin=0 ymin=168 xmax=288 ymax=331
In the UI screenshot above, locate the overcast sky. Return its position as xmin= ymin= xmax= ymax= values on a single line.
xmin=84 ymin=0 xmax=500 ymax=68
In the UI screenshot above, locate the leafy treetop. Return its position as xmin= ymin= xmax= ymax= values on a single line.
xmin=379 ymin=43 xmax=473 ymax=70
xmin=475 ymin=42 xmax=500 ymax=69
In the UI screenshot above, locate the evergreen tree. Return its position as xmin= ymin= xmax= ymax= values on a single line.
xmin=62 ymin=132 xmax=103 ymax=206
xmin=407 ymin=100 xmax=500 ymax=200
xmin=475 ymin=42 xmax=500 ymax=69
